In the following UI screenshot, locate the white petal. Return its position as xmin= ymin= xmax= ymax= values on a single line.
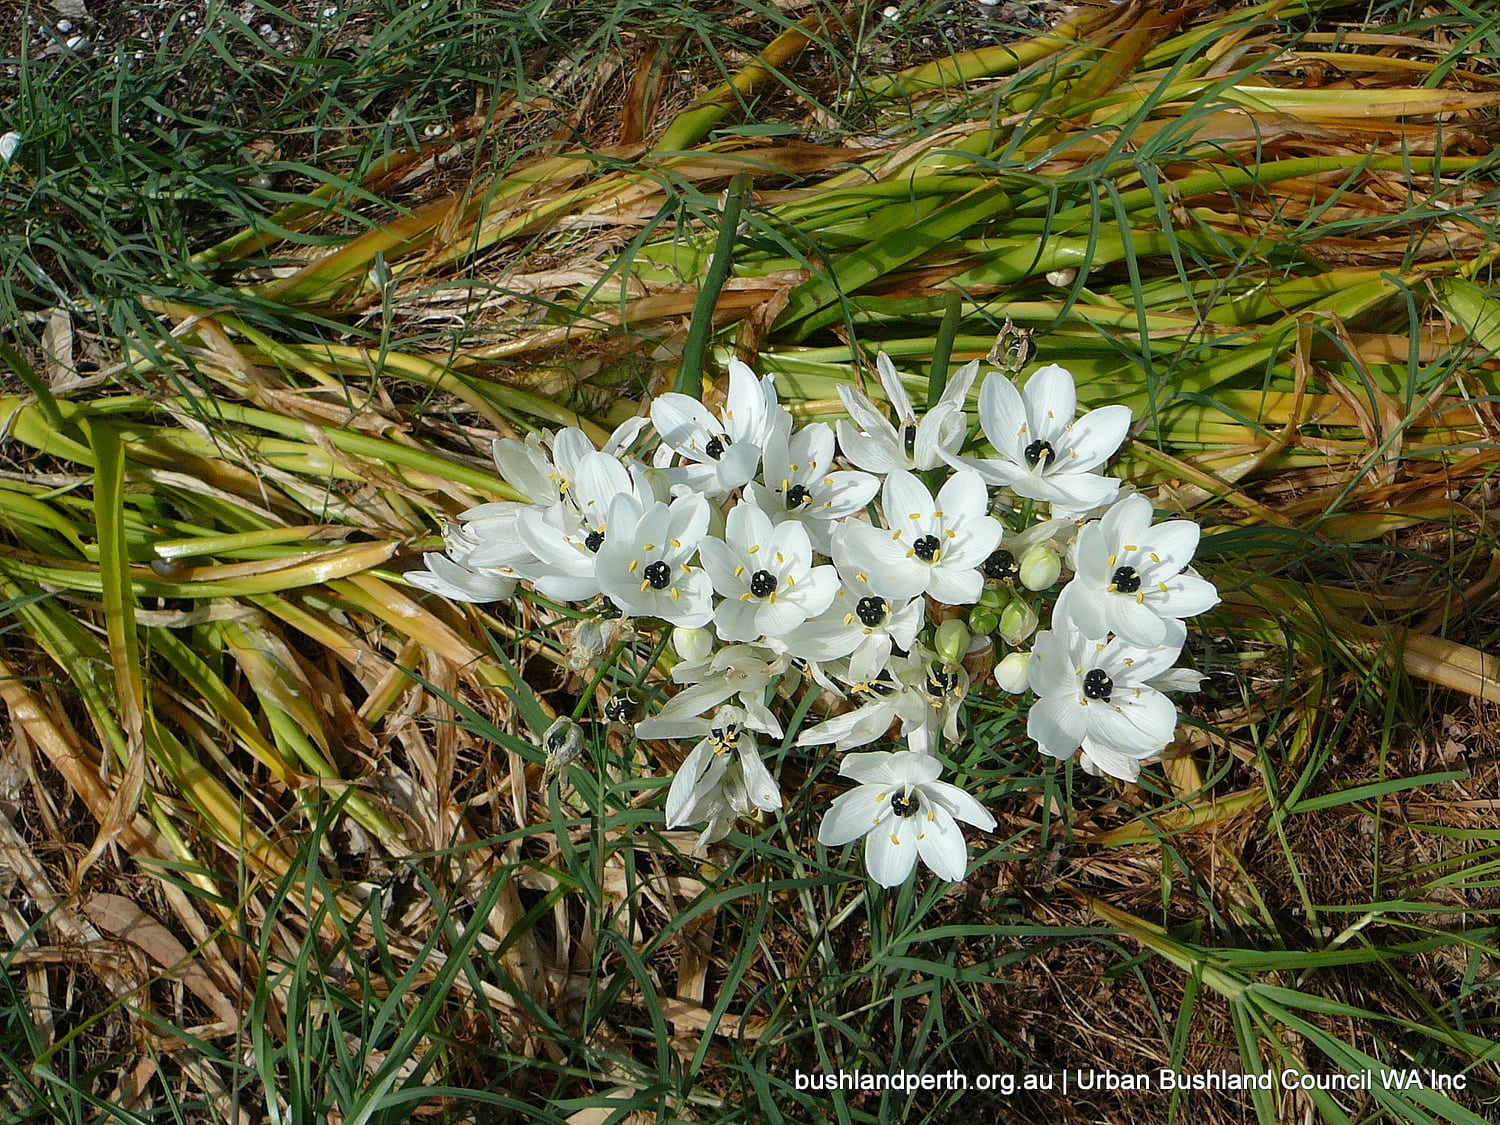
xmin=651 ymin=393 xmax=719 ymax=452
xmin=1028 ymin=629 xmax=1081 ymax=697
xmin=882 ymin=470 xmax=933 ymax=532
xmin=914 ymin=804 xmax=969 ymax=881
xmin=714 ymin=597 xmax=764 ymax=644
xmin=837 ymin=750 xmax=900 ymax=784
xmin=736 ymin=743 xmax=782 ymax=811
xmin=837 ymin=385 xmax=901 ymax=444
xmin=865 ymin=818 xmax=919 ymax=887
xmin=725 ymin=358 xmax=770 ymax=445
xmin=698 ymin=536 xmax=745 ymax=597
xmin=883 ymin=750 xmax=945 ymax=785
xmin=1022 ymin=364 xmax=1077 ymax=435
xmin=935 ymin=468 xmax=990 ymax=520
xmin=1108 ymin=596 xmax=1170 ymax=648
xmin=1152 ymin=572 xmax=1220 ymax=619
xmin=1078 ymin=739 xmax=1144 ymax=782
xmin=940 ymin=359 xmax=981 ymax=409
xmin=713 ymin=441 xmax=761 ymax=492
xmin=913 ymin=402 xmax=965 ymax=469
xmin=797 ymin=701 xmax=896 ymax=751
xmin=1028 ymin=694 xmax=1087 ymax=759
xmin=978 ymin=372 xmax=1028 ymax=463
xmin=922 ymin=779 xmax=997 ymax=830
xmin=925 ymin=564 xmax=982 ymax=607
xmin=1086 ymin=691 xmax=1177 ymax=758
xmin=1149 ymin=666 xmax=1205 ymax=692
xmin=405 ymin=554 xmax=515 ymax=602
xmin=666 ymin=740 xmax=718 ymax=827
xmin=876 ymin=352 xmax=915 ymax=420
xmin=1065 ymin=404 xmax=1132 ymax=472
xmin=819 ymin=786 xmax=884 ymax=846
xmin=840 ymin=523 xmax=928 ymax=600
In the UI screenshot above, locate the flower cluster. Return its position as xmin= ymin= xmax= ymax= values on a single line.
xmin=409 ymin=354 xmax=1218 ymax=887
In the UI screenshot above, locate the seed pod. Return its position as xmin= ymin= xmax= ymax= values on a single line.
xmin=998 ymin=600 xmax=1039 ymax=646
xmin=603 ymin=692 xmax=637 ymax=723
xmin=541 ymin=717 xmax=585 ymax=783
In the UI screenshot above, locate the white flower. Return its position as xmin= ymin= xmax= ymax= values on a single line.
xmin=948 ymin=364 xmax=1131 ymax=515
xmin=698 ymin=502 xmax=838 ymax=643
xmin=1061 ymin=494 xmax=1220 ymax=647
xmin=782 ymin=562 xmax=924 ymax=664
xmin=818 ymin=750 xmax=995 ymax=886
xmin=0 ymin=132 xmax=21 ymax=165
xmin=406 ymin=549 xmax=516 ymax=603
xmin=594 ymin=492 xmax=713 ymax=626
xmin=637 ymin=643 xmax=790 ymax=740
xmin=460 ymin=427 xmax=610 ymax=572
xmin=1026 ymin=614 xmax=1185 ymax=781
xmin=406 ymin=521 xmax=517 ymax=602
xmin=796 ymin=637 xmax=937 ymax=754
xmin=835 ymin=469 xmax=1001 ymax=605
xmin=664 ymin=708 xmax=781 ymax=850
xmin=836 ymin=353 xmax=979 ymax=473
xmin=512 ymin=450 xmax=639 ymax=601
xmin=650 ymin=359 xmax=784 ymax=498
xmin=492 ymin=427 xmax=595 ymax=506
xmin=745 ymin=421 xmax=878 ymax=554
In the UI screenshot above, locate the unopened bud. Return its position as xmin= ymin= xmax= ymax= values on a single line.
xmin=994 ymin=651 xmax=1031 ymax=693
xmin=998 ymin=600 xmax=1039 ymax=646
xmin=934 ymin=618 xmax=972 ymax=666
xmin=1018 ymin=544 xmax=1062 ymax=591
xmin=968 ymin=607 xmax=1000 ymax=636
xmin=978 ymin=586 xmax=1008 ymax=610
xmin=672 ymin=625 xmax=713 ymax=664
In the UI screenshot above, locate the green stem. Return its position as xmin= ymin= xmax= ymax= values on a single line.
xmin=674 ymin=173 xmax=752 ymax=398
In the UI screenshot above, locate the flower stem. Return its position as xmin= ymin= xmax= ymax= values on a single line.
xmin=673 ymin=173 xmax=752 ymax=399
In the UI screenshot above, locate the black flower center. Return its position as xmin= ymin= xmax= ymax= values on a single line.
xmin=913 ymin=534 xmax=941 ymax=562
xmin=891 ymin=791 xmax=920 ymax=817
xmin=786 ymin=483 xmax=812 ymax=508
xmin=708 ymin=723 xmax=739 ymax=754
xmin=852 ymin=671 xmax=897 ymax=698
xmin=983 ymin=548 xmax=1016 ymax=581
xmin=598 ymin=596 xmax=623 ymax=619
xmin=749 ymin=569 xmax=778 ymax=598
xmin=902 ymin=423 xmax=918 ymax=458
xmin=704 ymin=434 xmax=729 ymax=460
xmin=1082 ymin=668 xmax=1113 ymax=701
xmin=1024 ymin=438 xmax=1056 ymax=467
xmin=926 ymin=667 xmax=960 ymax=696
xmin=644 ymin=560 xmax=672 ymax=589
xmin=603 ymin=692 xmax=635 ymax=722
xmin=584 ymin=529 xmax=605 ymax=553
xmin=1110 ymin=565 xmax=1141 ymax=593
xmin=855 ymin=595 xmax=888 ymax=627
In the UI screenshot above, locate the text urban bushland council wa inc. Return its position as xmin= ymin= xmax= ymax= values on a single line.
xmin=791 ymin=1068 xmax=1468 ymax=1095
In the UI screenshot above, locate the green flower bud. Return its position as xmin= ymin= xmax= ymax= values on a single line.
xmin=997 ymin=600 xmax=1039 ymax=646
xmin=968 ymin=607 xmax=1000 ymax=635
xmin=994 ymin=651 xmax=1031 ymax=693
xmin=1018 ymin=544 xmax=1062 ymax=591
xmin=978 ymin=586 xmax=1008 ymax=610
xmin=934 ymin=618 xmax=972 ymax=666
